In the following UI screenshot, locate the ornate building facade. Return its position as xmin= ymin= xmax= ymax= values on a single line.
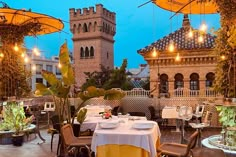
xmin=138 ymin=15 xmax=217 ymax=98
xmin=69 ymin=4 xmax=116 ymax=87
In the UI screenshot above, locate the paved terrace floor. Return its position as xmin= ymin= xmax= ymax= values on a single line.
xmin=0 ymin=124 xmax=222 ymax=157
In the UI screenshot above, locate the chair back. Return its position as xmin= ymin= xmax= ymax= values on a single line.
xmin=148 ymin=106 xmax=156 ymax=119
xmin=50 ymin=115 xmax=61 ymax=132
xmin=112 ymin=106 xmax=120 ymax=116
xmin=195 ymin=105 xmax=205 ymax=115
xmin=191 ymin=147 xmax=225 ymax=157
xmin=184 ymin=130 xmax=199 ymax=156
xmin=202 ymin=111 xmax=213 ymax=124
xmin=128 ymin=112 xmax=146 ymax=117
xmin=61 ymin=124 xmax=75 ymax=146
xmin=44 ymin=102 xmax=55 ymax=111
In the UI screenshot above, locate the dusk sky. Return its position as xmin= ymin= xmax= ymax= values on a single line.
xmin=5 ymin=0 xmax=220 ymax=68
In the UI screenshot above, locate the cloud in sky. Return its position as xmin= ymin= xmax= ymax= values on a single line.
xmin=5 ymin=0 xmax=220 ymax=68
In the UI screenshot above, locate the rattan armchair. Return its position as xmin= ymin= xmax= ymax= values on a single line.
xmin=157 ymin=130 xmax=199 ymax=157
xmin=60 ymin=124 xmax=92 ymax=157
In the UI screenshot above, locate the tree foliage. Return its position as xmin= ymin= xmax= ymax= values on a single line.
xmin=103 ymin=59 xmax=133 ymax=90
xmin=0 ymin=44 xmax=31 ymax=100
xmin=213 ymin=0 xmax=236 ymax=98
xmin=81 ymin=65 xmax=112 ymax=91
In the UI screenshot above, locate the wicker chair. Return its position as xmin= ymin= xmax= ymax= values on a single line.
xmin=60 ymin=124 xmax=92 ymax=157
xmin=157 ymin=130 xmax=199 ymax=157
xmin=50 ymin=115 xmax=61 ymax=154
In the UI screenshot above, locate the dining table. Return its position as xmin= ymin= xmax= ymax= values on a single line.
xmin=91 ymin=119 xmax=161 ymax=157
xmin=162 ymin=106 xmax=180 ymax=132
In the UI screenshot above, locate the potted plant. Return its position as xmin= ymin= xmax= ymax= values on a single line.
xmin=3 ymin=101 xmax=26 ymax=146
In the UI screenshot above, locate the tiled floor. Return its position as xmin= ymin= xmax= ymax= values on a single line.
xmin=0 ymin=124 xmax=222 ymax=157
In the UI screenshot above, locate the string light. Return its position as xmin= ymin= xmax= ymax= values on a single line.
xmin=32 ymin=65 xmax=36 ymax=71
xmin=175 ymin=53 xmax=180 ymax=62
xmin=24 ymin=57 xmax=29 ymax=63
xmin=58 ymin=63 xmax=62 ymax=68
xmin=221 ymin=55 xmax=226 ymax=60
xmin=13 ymin=43 xmax=19 ymax=51
xmin=188 ymin=28 xmax=193 ymax=38
xmin=152 ymin=47 xmax=157 ymax=57
xmin=21 ymin=53 xmax=25 ymax=58
xmin=198 ymin=35 xmax=204 ymax=43
xmin=33 ymin=47 xmax=40 ymax=56
xmin=0 ymin=52 xmax=4 ymax=58
xmin=168 ymin=40 xmax=175 ymax=52
xmin=200 ymin=21 xmax=207 ymax=32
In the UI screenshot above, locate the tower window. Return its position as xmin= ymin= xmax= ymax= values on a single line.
xmin=83 ymin=23 xmax=88 ymax=32
xmin=85 ymin=47 xmax=89 ymax=57
xmin=90 ymin=47 xmax=94 ymax=57
xmin=80 ymin=47 xmax=84 ymax=58
xmin=107 ymin=52 xmax=109 ymax=59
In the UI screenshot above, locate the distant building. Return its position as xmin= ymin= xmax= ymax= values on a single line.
xmin=24 ymin=54 xmax=62 ymax=91
xmin=127 ymin=64 xmax=149 ymax=88
xmin=69 ymin=4 xmax=116 ymax=88
xmin=138 ymin=15 xmax=217 ymax=97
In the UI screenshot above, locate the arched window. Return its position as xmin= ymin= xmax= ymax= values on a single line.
xmin=90 ymin=47 xmax=94 ymax=57
xmin=73 ymin=24 xmax=76 ymax=33
xmin=107 ymin=52 xmax=109 ymax=59
xmin=174 ymin=73 xmax=184 ymax=89
xmin=94 ymin=22 xmax=97 ymax=32
xmin=85 ymin=47 xmax=89 ymax=57
xmin=103 ymin=22 xmax=105 ymax=32
xmin=206 ymin=72 xmax=215 ymax=87
xmin=160 ymin=74 xmax=169 ymax=94
xmin=80 ymin=47 xmax=84 ymax=58
xmin=190 ymin=73 xmax=199 ymax=90
xmin=83 ymin=23 xmax=88 ymax=32
xmin=88 ymin=22 xmax=92 ymax=32
xmin=78 ymin=24 xmax=81 ymax=33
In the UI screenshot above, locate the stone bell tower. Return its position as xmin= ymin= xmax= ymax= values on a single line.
xmin=69 ymin=4 xmax=116 ymax=88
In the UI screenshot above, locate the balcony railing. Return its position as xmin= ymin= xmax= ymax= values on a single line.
xmin=112 ymin=88 xmax=220 ymax=98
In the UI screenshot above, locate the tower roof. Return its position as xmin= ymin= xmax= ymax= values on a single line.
xmin=138 ymin=15 xmax=216 ymax=54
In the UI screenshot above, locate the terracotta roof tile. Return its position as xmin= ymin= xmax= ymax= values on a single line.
xmin=138 ymin=16 xmax=216 ymax=54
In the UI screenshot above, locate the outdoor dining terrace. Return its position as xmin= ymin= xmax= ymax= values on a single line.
xmin=0 ymin=88 xmax=235 ymax=157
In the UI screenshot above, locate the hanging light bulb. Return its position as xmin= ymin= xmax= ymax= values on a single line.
xmin=198 ymin=35 xmax=204 ymax=43
xmin=13 ymin=43 xmax=19 ymax=51
xmin=24 ymin=57 xmax=29 ymax=63
xmin=21 ymin=53 xmax=25 ymax=58
xmin=33 ymin=47 xmax=40 ymax=56
xmin=168 ymin=40 xmax=175 ymax=52
xmin=221 ymin=55 xmax=226 ymax=60
xmin=188 ymin=28 xmax=193 ymax=38
xmin=32 ymin=65 xmax=36 ymax=71
xmin=152 ymin=47 xmax=157 ymax=57
xmin=200 ymin=21 xmax=207 ymax=32
xmin=0 ymin=52 xmax=4 ymax=58
xmin=58 ymin=62 xmax=62 ymax=68
xmin=175 ymin=53 xmax=180 ymax=62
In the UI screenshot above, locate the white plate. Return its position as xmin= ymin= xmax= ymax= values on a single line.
xmin=99 ymin=122 xmax=119 ymax=129
xmin=132 ymin=122 xmax=154 ymax=130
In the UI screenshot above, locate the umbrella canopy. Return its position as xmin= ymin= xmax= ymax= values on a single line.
xmin=0 ymin=8 xmax=64 ymax=35
xmin=152 ymin=0 xmax=218 ymax=14
xmin=0 ymin=3 xmax=64 ymax=43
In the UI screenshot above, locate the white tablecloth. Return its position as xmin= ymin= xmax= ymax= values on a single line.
xmin=74 ymin=116 xmax=119 ymax=131
xmin=162 ymin=106 xmax=179 ymax=119
xmin=85 ymin=105 xmax=105 ymax=117
xmin=91 ymin=120 xmax=160 ymax=157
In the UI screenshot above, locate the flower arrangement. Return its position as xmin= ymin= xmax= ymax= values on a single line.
xmin=103 ymin=112 xmax=112 ymax=119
